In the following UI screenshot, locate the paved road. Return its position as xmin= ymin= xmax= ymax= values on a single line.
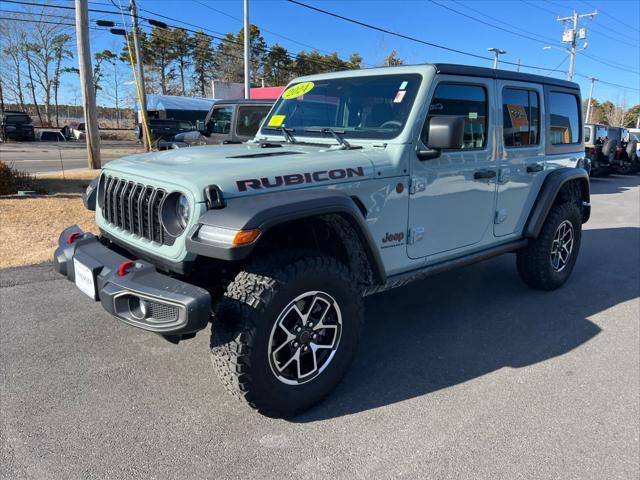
xmin=1 ymin=175 xmax=639 ymax=479
xmin=0 ymin=141 xmax=141 ymax=173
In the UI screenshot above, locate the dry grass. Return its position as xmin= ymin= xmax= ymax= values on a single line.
xmin=0 ymin=169 xmax=100 ymax=268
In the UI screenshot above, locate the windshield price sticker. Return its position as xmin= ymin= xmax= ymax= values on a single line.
xmin=469 ymin=112 xmax=478 ymax=119
xmin=399 ymin=81 xmax=408 ymax=90
xmin=282 ymin=82 xmax=315 ymax=99
xmin=268 ymin=115 xmax=286 ymax=127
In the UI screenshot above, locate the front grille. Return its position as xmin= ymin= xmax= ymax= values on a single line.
xmin=100 ymin=175 xmax=167 ymax=244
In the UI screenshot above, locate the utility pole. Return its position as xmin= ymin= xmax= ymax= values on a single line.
xmin=557 ymin=9 xmax=597 ymax=81
xmin=585 ymin=77 xmax=597 ymax=123
xmin=129 ymin=0 xmax=150 ymax=151
xmin=487 ymin=47 xmax=507 ymax=69
xmin=74 ymin=0 xmax=101 ymax=169
xmin=516 ymin=59 xmax=521 ymax=72
xmin=243 ymin=0 xmax=250 ymax=99
xmin=0 ymin=76 xmax=5 ymax=113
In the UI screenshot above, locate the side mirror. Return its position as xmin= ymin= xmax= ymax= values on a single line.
xmin=416 ymin=115 xmax=466 ymax=161
xmin=196 ymin=120 xmax=206 ymax=132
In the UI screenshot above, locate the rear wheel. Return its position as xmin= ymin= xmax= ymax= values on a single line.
xmin=210 ymin=252 xmax=363 ymax=417
xmin=517 ymin=201 xmax=582 ymax=290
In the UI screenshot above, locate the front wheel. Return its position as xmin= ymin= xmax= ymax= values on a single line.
xmin=210 ymin=253 xmax=363 ymax=417
xmin=517 ymin=201 xmax=582 ymax=290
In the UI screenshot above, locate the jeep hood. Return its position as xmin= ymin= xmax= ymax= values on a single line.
xmin=103 ymin=143 xmax=380 ymax=202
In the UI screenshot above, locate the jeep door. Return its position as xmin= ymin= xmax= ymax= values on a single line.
xmin=204 ymin=105 xmax=234 ymax=144
xmin=408 ymin=78 xmax=497 ymax=260
xmin=494 ymin=81 xmax=545 ymax=237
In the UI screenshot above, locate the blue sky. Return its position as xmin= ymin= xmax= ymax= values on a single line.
xmin=7 ymin=0 xmax=640 ymax=106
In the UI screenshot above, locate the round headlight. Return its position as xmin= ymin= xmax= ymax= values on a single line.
xmin=176 ymin=194 xmax=190 ymax=228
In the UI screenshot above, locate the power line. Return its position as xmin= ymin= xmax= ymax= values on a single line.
xmin=574 ymin=73 xmax=640 ymax=92
xmin=544 ymin=0 xmax=639 ymax=47
xmin=190 ymin=0 xmax=368 ymax=65
xmin=579 ymin=0 xmax=640 ymax=35
xmin=429 ymin=0 xmax=563 ymax=47
xmin=3 ymin=0 xmax=361 ymax=73
xmin=450 ymin=0 xmax=563 ymax=46
xmin=286 ymin=0 xmax=566 ymax=73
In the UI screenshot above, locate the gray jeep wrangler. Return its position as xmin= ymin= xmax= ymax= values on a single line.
xmin=55 ymin=64 xmax=590 ymax=417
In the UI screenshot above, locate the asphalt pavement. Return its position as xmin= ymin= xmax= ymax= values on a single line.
xmin=0 ymin=141 xmax=140 ymax=173
xmin=1 ymin=175 xmax=639 ymax=479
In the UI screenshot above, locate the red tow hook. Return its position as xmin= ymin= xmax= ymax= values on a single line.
xmin=67 ymin=232 xmax=82 ymax=245
xmin=118 ymin=260 xmax=136 ymax=277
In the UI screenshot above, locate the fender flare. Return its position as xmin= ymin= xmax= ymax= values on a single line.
xmin=524 ymin=167 xmax=590 ymax=238
xmin=186 ymin=189 xmax=387 ymax=284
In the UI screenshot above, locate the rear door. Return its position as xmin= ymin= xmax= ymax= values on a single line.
xmin=494 ymin=81 xmax=545 ymax=237
xmin=407 ymin=77 xmax=497 ymax=259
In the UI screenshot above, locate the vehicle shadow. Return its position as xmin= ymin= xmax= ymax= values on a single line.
xmin=590 ymin=174 xmax=640 ymax=195
xmin=293 ymin=226 xmax=639 ymax=422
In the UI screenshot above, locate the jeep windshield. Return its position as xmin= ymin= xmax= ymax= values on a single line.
xmin=261 ymin=74 xmax=421 ymax=141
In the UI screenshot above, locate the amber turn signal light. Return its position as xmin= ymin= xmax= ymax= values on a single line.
xmin=232 ymin=228 xmax=261 ymax=246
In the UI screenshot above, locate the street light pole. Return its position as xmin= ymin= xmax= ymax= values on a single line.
xmin=243 ymin=0 xmax=251 ymax=99
xmin=585 ymin=77 xmax=597 ymax=123
xmin=129 ymin=0 xmax=150 ymax=151
xmin=74 ymin=0 xmax=101 ymax=169
xmin=487 ymin=47 xmax=507 ymax=69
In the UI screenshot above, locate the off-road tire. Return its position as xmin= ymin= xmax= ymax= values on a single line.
xmin=517 ymin=201 xmax=582 ymax=290
xmin=210 ymin=251 xmax=364 ymax=417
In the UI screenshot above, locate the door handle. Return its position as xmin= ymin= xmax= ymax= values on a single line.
xmin=526 ymin=163 xmax=544 ymax=173
xmin=474 ymin=169 xmax=496 ymax=180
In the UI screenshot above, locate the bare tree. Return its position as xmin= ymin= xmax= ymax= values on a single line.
xmin=52 ymin=34 xmax=73 ymax=126
xmin=0 ymin=18 xmax=27 ymax=110
xmin=602 ymin=98 xmax=628 ymax=127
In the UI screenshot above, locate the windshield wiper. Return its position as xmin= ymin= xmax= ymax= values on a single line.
xmin=303 ymin=128 xmax=360 ymax=150
xmin=263 ymin=126 xmax=296 ymax=144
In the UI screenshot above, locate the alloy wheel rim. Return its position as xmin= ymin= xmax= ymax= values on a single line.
xmin=268 ymin=291 xmax=342 ymax=385
xmin=550 ymin=220 xmax=574 ymax=272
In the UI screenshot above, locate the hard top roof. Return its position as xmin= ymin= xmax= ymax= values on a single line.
xmin=291 ymin=63 xmax=579 ymax=91
xmin=214 ymin=99 xmax=275 ymax=105
xmin=433 ymin=63 xmax=579 ymax=90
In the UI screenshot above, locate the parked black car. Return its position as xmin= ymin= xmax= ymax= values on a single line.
xmin=136 ymin=119 xmax=195 ymax=143
xmin=1 ymin=110 xmax=35 ymax=142
xmin=165 ymin=99 xmax=274 ymax=148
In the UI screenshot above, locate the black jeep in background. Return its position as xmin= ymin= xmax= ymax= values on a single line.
xmin=136 ymin=119 xmax=195 ymax=144
xmin=1 ymin=110 xmax=35 ymax=142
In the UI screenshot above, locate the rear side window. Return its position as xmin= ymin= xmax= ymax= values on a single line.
xmin=236 ymin=106 xmax=270 ymax=137
xmin=502 ymin=88 xmax=540 ymax=147
xmin=549 ymin=92 xmax=580 ymax=144
xmin=425 ymin=83 xmax=487 ymax=149
xmin=584 ymin=126 xmax=591 ymax=143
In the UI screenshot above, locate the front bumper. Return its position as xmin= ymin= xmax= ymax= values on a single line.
xmin=54 ymin=225 xmax=211 ymax=335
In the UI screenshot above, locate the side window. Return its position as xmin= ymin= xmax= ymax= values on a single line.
xmin=502 ymin=88 xmax=540 ymax=147
xmin=207 ymin=106 xmax=233 ymax=135
xmin=584 ymin=126 xmax=591 ymax=143
xmin=424 ymin=83 xmax=487 ymax=149
xmin=236 ymin=106 xmax=270 ymax=137
xmin=549 ymin=92 xmax=580 ymax=144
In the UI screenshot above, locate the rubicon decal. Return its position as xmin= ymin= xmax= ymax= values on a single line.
xmin=237 ymin=167 xmax=365 ymax=192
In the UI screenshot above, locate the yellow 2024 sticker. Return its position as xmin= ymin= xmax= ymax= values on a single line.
xmin=282 ymin=82 xmax=314 ymax=99
xmin=268 ymin=115 xmax=286 ymax=127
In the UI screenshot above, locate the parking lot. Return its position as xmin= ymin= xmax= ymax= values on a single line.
xmin=1 ymin=174 xmax=638 ymax=479
xmin=0 ymin=141 xmax=141 ymax=174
